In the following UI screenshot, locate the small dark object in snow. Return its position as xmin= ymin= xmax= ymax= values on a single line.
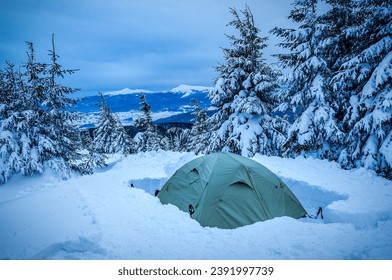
xmin=188 ymin=204 xmax=195 ymax=217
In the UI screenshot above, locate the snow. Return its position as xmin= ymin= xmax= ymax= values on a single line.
xmin=171 ymin=84 xmax=213 ymax=98
xmin=104 ymin=88 xmax=154 ymax=96
xmin=0 ymin=151 xmax=392 ymax=260
xmin=380 ymin=131 xmax=392 ymax=163
xmin=101 ymin=85 xmax=213 ymax=99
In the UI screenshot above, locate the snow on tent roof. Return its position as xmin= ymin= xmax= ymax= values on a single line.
xmin=158 ymin=152 xmax=307 ymax=229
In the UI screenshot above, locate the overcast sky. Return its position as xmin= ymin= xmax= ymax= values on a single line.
xmin=1 ymin=0 xmax=298 ymax=95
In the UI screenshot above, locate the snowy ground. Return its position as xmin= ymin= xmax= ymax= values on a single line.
xmin=0 ymin=151 xmax=391 ymax=260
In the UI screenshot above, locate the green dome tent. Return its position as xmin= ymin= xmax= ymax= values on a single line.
xmin=158 ymin=152 xmax=307 ymax=229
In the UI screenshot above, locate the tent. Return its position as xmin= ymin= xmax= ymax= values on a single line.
xmin=158 ymin=152 xmax=307 ymax=229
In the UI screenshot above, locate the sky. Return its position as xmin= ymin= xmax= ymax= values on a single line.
xmin=1 ymin=0 xmax=298 ymax=96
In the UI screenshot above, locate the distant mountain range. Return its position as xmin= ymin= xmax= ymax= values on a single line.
xmin=72 ymin=85 xmax=213 ymax=128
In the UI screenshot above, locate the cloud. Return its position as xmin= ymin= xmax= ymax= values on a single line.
xmin=0 ymin=0 xmax=299 ymax=94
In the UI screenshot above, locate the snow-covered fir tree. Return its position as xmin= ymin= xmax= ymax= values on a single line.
xmin=318 ymin=0 xmax=358 ymax=126
xmin=206 ymin=5 xmax=284 ymax=157
xmin=320 ymin=0 xmax=357 ymax=71
xmin=0 ymin=37 xmax=92 ymax=183
xmin=134 ymin=94 xmax=163 ymax=152
xmin=40 ymin=35 xmax=87 ymax=175
xmin=0 ymin=62 xmax=24 ymax=183
xmin=28 ymin=38 xmax=93 ymax=177
xmin=16 ymin=41 xmax=48 ymax=176
xmin=93 ymin=92 xmax=135 ymax=154
xmin=188 ymin=98 xmax=209 ymax=154
xmin=79 ymin=129 xmax=107 ymax=173
xmin=166 ymin=126 xmax=190 ymax=152
xmin=332 ymin=0 xmax=392 ymax=177
xmin=271 ymin=0 xmax=343 ymax=160
xmin=134 ymin=94 xmax=153 ymax=132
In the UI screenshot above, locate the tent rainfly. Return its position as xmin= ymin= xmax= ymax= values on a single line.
xmin=158 ymin=152 xmax=307 ymax=229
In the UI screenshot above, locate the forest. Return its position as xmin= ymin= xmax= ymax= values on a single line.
xmin=0 ymin=0 xmax=391 ymax=184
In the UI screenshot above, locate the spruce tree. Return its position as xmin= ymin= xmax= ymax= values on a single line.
xmin=271 ymin=0 xmax=343 ymax=160
xmin=207 ymin=5 xmax=282 ymax=156
xmin=41 ymin=34 xmax=85 ymax=175
xmin=134 ymin=94 xmax=153 ymax=132
xmin=319 ymin=0 xmax=358 ymax=126
xmin=93 ymin=92 xmax=134 ymax=154
xmin=188 ymin=98 xmax=209 ymax=154
xmin=79 ymin=129 xmax=107 ymax=173
xmin=332 ymin=0 xmax=392 ymax=177
xmin=0 ymin=37 xmax=92 ymax=182
xmin=0 ymin=62 xmax=23 ymax=183
xmin=166 ymin=127 xmax=190 ymax=152
xmin=17 ymin=41 xmax=51 ymax=176
xmin=134 ymin=94 xmax=162 ymax=152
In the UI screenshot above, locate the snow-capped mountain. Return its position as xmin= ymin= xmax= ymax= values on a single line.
xmin=72 ymin=85 xmax=212 ymax=128
xmin=103 ymin=88 xmax=154 ymax=96
xmin=171 ymin=84 xmax=214 ymax=98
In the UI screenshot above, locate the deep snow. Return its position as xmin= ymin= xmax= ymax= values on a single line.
xmin=0 ymin=151 xmax=391 ymax=260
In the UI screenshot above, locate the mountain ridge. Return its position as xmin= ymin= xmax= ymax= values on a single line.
xmin=72 ymin=84 xmax=212 ymax=128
